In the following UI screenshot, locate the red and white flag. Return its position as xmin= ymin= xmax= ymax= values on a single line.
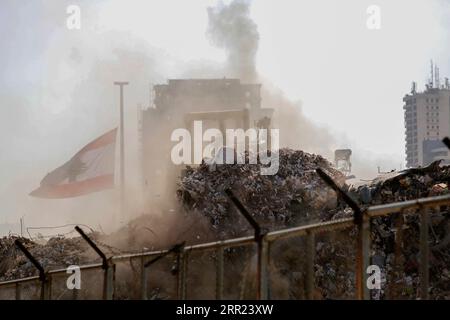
xmin=30 ymin=128 xmax=117 ymax=198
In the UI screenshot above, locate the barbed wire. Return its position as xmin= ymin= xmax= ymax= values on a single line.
xmin=25 ymin=223 xmax=96 ymax=240
xmin=4 ymin=223 xmax=135 ymax=257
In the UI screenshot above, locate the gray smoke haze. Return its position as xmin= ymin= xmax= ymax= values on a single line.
xmin=1 ymin=0 xmax=446 ymax=238
xmin=207 ymin=0 xmax=259 ymax=81
xmin=0 ymin=0 xmax=292 ymax=240
xmin=0 ymin=0 xmax=346 ymax=237
xmin=203 ymin=0 xmax=410 ymax=175
xmin=0 ymin=1 xmax=173 ymax=235
xmin=205 ymin=0 xmax=336 ymax=156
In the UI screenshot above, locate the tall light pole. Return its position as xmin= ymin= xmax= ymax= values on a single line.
xmin=114 ymin=81 xmax=129 ymax=225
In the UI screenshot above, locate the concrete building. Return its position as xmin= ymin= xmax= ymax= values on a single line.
xmin=153 ymin=78 xmax=262 ymax=112
xmin=139 ymin=78 xmax=273 ymax=207
xmin=403 ymin=63 xmax=450 ymax=167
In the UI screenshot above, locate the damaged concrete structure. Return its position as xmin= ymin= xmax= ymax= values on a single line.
xmin=140 ymin=78 xmax=273 ymax=207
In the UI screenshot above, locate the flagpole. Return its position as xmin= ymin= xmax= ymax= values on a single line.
xmin=114 ymin=81 xmax=129 ymax=227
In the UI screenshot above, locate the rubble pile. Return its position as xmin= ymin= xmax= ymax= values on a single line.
xmin=0 ymin=151 xmax=448 ymax=299
xmin=0 ymin=235 xmax=95 ymax=281
xmin=178 ymin=154 xmax=450 ymax=299
xmin=355 ymin=160 xmax=450 ymax=206
xmin=177 ymin=148 xmax=345 ymax=236
xmin=318 ymin=160 xmax=450 ymax=299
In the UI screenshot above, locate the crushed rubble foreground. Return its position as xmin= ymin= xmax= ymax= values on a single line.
xmin=177 ymin=152 xmax=450 ymax=299
xmin=0 ymin=235 xmax=94 ymax=282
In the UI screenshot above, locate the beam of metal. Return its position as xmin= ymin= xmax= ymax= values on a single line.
xmin=144 ymin=242 xmax=185 ymax=268
xmin=114 ymin=81 xmax=129 ymax=225
xmin=142 ymin=242 xmax=186 ymax=300
xmin=259 ymin=237 xmax=270 ymax=300
xmin=215 ymin=247 xmax=224 ymax=300
xmin=367 ymin=194 xmax=450 ymax=217
xmin=75 ymin=226 xmax=108 ymax=269
xmin=103 ymin=265 xmax=115 ymax=300
xmin=225 ymin=189 xmax=262 ymax=238
xmin=267 ymin=218 xmax=354 ymax=241
xmin=176 ymin=249 xmax=188 ymax=300
xmin=140 ymin=257 xmax=148 ymax=300
xmin=72 ymin=285 xmax=78 ymax=300
xmin=316 ymin=168 xmax=363 ymax=223
xmin=15 ymin=283 xmax=21 ymax=300
xmin=45 ymin=277 xmax=52 ymax=300
xmin=225 ymin=188 xmax=267 ymax=300
xmin=14 ymin=240 xmax=45 ymax=281
xmin=75 ymin=226 xmax=113 ymax=300
xmin=305 ymin=231 xmax=315 ymax=300
xmin=389 ymin=211 xmax=405 ymax=298
xmin=357 ymin=214 xmax=371 ymax=300
xmin=14 ymin=239 xmax=49 ymax=300
xmin=419 ymin=206 xmax=430 ymax=299
xmin=315 ymin=168 xmax=371 ymax=300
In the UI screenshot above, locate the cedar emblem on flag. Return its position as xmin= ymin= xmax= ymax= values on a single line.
xmin=30 ymin=128 xmax=117 ymax=198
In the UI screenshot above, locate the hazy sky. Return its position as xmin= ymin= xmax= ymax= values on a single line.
xmin=0 ymin=0 xmax=449 ymax=230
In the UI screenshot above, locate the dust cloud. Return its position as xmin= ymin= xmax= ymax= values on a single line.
xmin=2 ymin=0 xmax=382 ymax=243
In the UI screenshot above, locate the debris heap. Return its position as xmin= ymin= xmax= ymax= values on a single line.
xmin=317 ymin=160 xmax=450 ymax=299
xmin=357 ymin=160 xmax=450 ymax=204
xmin=0 ymin=152 xmax=448 ymax=299
xmin=178 ymin=154 xmax=450 ymax=299
xmin=0 ymin=235 xmax=95 ymax=281
xmin=177 ymin=148 xmax=346 ymax=237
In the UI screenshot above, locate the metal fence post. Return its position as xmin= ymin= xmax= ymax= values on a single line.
xmin=140 ymin=256 xmax=148 ymax=300
xmin=75 ymin=226 xmax=114 ymax=300
xmin=216 ymin=247 xmax=224 ymax=300
xmin=419 ymin=205 xmax=430 ymax=300
xmin=259 ymin=236 xmax=270 ymax=300
xmin=103 ymin=263 xmax=115 ymax=300
xmin=305 ymin=231 xmax=315 ymax=300
xmin=315 ymin=168 xmax=370 ymax=300
xmin=143 ymin=242 xmax=185 ymax=300
xmin=225 ymin=189 xmax=267 ymax=300
xmin=72 ymin=285 xmax=78 ymax=300
xmin=177 ymin=249 xmax=188 ymax=300
xmin=388 ymin=211 xmax=405 ymax=298
xmin=14 ymin=239 xmax=50 ymax=300
xmin=15 ymin=283 xmax=21 ymax=300
xmin=44 ymin=276 xmax=52 ymax=300
xmin=357 ymin=213 xmax=371 ymax=300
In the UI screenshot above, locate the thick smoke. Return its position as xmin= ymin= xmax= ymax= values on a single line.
xmin=1 ymin=0 xmax=389 ymax=240
xmin=0 ymin=0 xmax=335 ymax=238
xmin=206 ymin=0 xmax=336 ymax=156
xmin=207 ymin=0 xmax=259 ymax=82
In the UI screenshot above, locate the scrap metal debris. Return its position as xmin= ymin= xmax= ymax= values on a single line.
xmin=0 ymin=149 xmax=448 ymax=299
xmin=177 ymin=150 xmax=450 ymax=299
xmin=317 ymin=159 xmax=450 ymax=299
xmin=0 ymin=235 xmax=95 ymax=281
xmin=177 ymin=148 xmax=346 ymax=237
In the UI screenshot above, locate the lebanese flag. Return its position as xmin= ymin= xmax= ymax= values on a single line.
xmin=30 ymin=128 xmax=117 ymax=198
